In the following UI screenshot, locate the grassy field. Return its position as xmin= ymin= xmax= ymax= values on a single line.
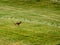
xmin=0 ymin=0 xmax=60 ymax=45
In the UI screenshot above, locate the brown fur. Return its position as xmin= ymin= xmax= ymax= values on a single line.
xmin=15 ymin=21 xmax=22 ymax=25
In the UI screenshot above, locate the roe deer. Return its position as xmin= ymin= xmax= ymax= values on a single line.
xmin=15 ymin=21 xmax=22 ymax=25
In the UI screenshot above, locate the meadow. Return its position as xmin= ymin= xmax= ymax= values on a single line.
xmin=0 ymin=0 xmax=60 ymax=45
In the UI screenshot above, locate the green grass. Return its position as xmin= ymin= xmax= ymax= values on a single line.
xmin=0 ymin=0 xmax=60 ymax=45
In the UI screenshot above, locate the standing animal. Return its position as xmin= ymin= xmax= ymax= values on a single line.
xmin=15 ymin=21 xmax=22 ymax=25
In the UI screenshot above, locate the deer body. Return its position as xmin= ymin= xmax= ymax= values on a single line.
xmin=15 ymin=21 xmax=22 ymax=25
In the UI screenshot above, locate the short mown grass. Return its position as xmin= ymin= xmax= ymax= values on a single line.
xmin=0 ymin=0 xmax=60 ymax=45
